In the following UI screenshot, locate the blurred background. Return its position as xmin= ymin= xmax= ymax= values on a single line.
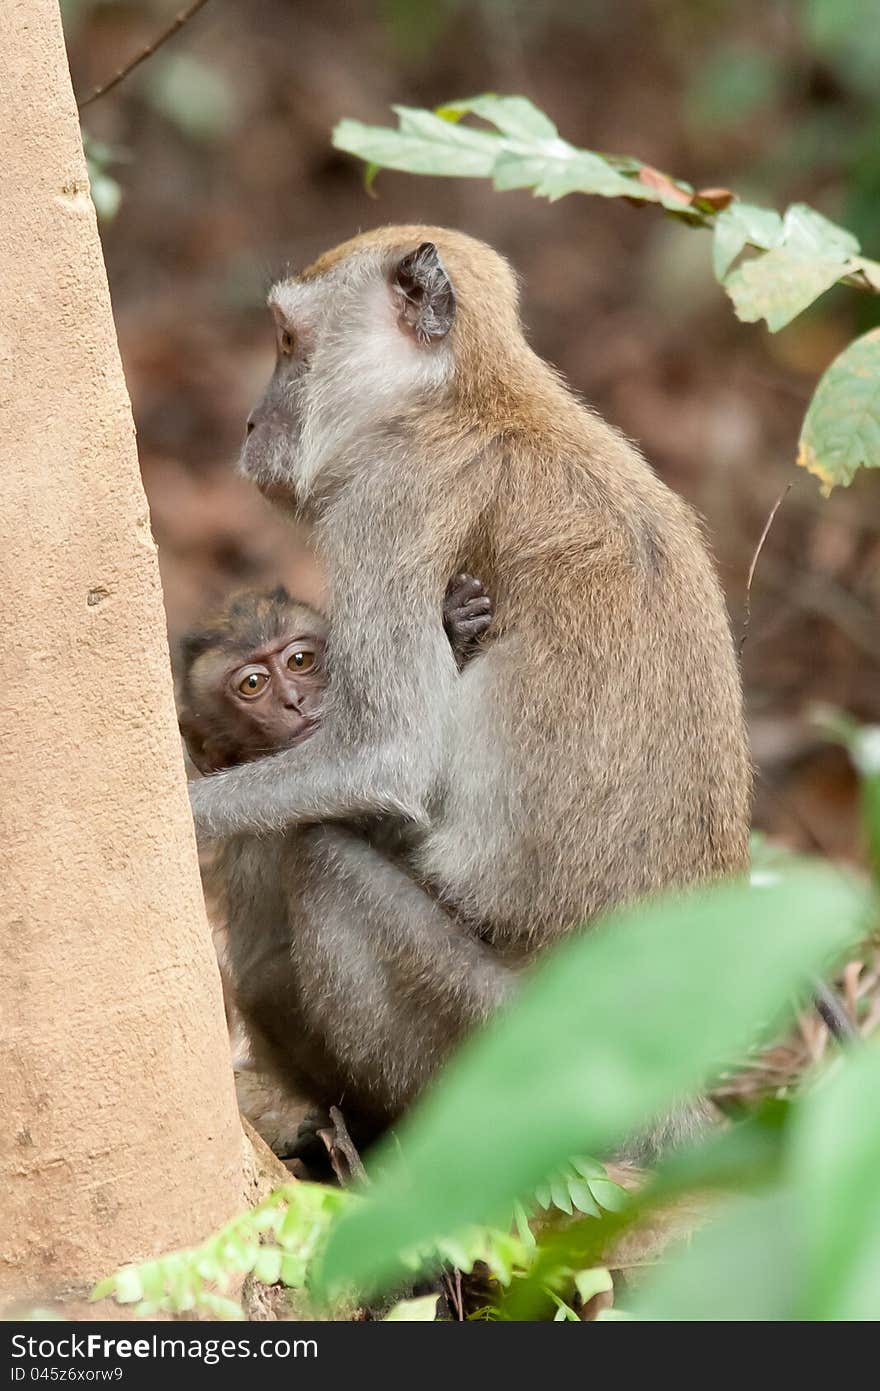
xmin=63 ymin=0 xmax=880 ymax=865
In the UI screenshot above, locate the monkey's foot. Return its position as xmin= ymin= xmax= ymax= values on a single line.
xmin=283 ymin=1109 xmax=333 ymax=1173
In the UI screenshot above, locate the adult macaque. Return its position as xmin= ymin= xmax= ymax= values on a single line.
xmin=179 ymin=576 xmax=493 ymax=1144
xmin=189 ymin=227 xmax=752 ymax=1158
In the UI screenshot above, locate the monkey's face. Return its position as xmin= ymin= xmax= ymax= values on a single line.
xmin=241 ymin=237 xmax=457 ymax=511
xmin=184 ymin=628 xmax=327 ymax=774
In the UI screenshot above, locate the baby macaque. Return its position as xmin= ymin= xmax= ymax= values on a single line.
xmin=178 ymin=574 xmax=492 ymax=1149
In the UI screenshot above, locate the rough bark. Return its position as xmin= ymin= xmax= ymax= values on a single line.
xmin=0 ymin=0 xmax=244 ymax=1301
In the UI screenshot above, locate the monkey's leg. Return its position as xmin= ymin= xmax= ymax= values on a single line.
xmin=287 ymin=824 xmax=513 ymax=1128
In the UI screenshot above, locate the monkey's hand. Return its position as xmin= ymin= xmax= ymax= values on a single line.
xmin=443 ymin=573 xmax=492 ymax=668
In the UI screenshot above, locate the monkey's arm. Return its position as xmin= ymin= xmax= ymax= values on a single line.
xmin=188 ymin=729 xmax=428 ymax=838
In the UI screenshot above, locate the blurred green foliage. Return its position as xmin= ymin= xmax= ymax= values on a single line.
xmin=97 ymin=856 xmax=875 ymax=1320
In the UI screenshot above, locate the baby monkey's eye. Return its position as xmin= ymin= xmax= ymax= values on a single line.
xmin=288 ymin=649 xmax=315 ymax=672
xmin=238 ymin=671 xmax=269 ymax=696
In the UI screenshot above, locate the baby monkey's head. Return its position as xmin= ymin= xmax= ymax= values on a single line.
xmin=178 ymin=587 xmax=327 ymax=774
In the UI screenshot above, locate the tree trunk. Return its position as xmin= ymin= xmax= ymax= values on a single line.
xmin=0 ymin=0 xmax=245 ymax=1303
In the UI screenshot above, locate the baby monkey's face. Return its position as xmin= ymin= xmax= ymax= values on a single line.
xmin=224 ymin=627 xmax=326 ymax=760
xmin=183 ymin=620 xmax=327 ymax=775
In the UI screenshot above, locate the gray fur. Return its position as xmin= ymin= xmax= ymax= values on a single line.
xmin=191 ymin=226 xmax=751 ymax=1153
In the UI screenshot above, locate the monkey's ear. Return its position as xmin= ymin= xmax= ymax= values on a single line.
xmin=392 ymin=242 xmax=456 ymax=344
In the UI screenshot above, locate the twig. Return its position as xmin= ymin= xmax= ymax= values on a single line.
xmin=739 ymin=483 xmax=792 ymax=656
xmin=77 ymin=0 xmax=213 ymax=111
xmin=813 ymin=976 xmax=861 ymax=1045
xmin=317 ymin=1105 xmax=368 ymax=1185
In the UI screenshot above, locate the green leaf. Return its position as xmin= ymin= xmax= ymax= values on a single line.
xmin=318 ymin=864 xmax=865 ymax=1298
xmin=550 ymin=1293 xmax=580 ymax=1320
xmin=437 ymin=94 xmax=559 ymax=142
xmin=384 ymin=1294 xmax=440 ymax=1321
xmin=146 ymin=54 xmax=239 ymax=143
xmin=430 ymin=1226 xmax=526 ymax=1286
xmin=549 ymin=1180 xmax=574 ymax=1215
xmin=854 ymin=256 xmax=880 ymax=292
xmin=793 ymin=1043 xmax=880 ymax=1319
xmin=724 ymin=247 xmax=848 ymax=330
xmin=332 ymin=112 xmax=498 ymax=178
xmin=589 ymin=1178 xmax=629 ymax=1213
xmin=632 ymin=1190 xmax=802 ymax=1320
xmin=532 ymin=151 xmax=645 ymax=202
xmin=572 ymin=1156 xmax=606 ymax=1181
xmin=797 ymin=328 xmax=880 ymax=491
xmin=199 ymin=1292 xmax=245 ymax=1321
xmin=280 ymin=1252 xmax=308 ymax=1288
xmin=781 ymin=202 xmax=860 ymax=260
xmin=253 ymin=1246 xmax=283 ymax=1285
xmin=712 ymin=202 xmax=783 ymax=279
xmin=574 ymin=1267 xmax=613 ymax=1304
xmin=113 ymin=1266 xmax=143 ymax=1305
xmin=568 ymin=1179 xmax=600 ymax=1217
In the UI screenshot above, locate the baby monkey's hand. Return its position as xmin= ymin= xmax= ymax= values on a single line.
xmin=442 ymin=572 xmax=493 ymax=667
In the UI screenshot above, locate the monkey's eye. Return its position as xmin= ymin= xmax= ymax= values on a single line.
xmin=236 ymin=671 xmax=269 ymax=697
xmin=287 ymin=649 xmax=315 ymax=672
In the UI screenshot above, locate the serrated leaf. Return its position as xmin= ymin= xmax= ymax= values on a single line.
xmin=713 ymin=202 xmax=784 ymax=279
xmin=437 ymin=94 xmax=559 ymax=141
xmin=797 ymin=328 xmax=880 ymax=491
xmin=724 ymin=247 xmax=848 ymax=330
